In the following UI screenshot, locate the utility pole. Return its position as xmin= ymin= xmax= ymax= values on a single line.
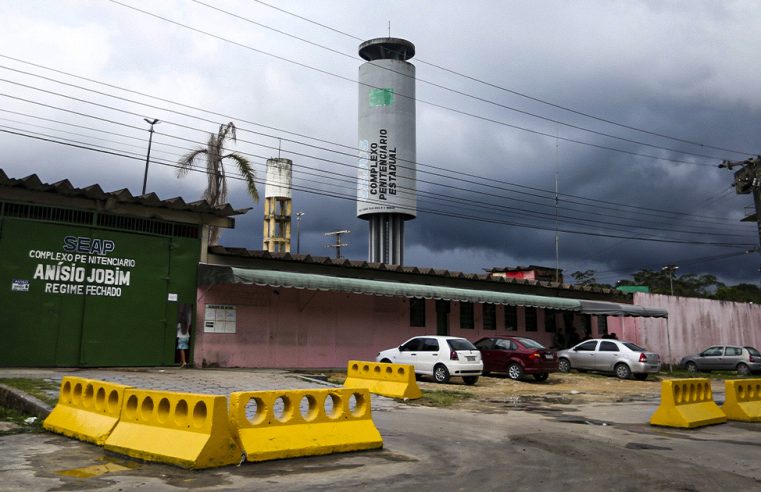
xmin=720 ymin=156 xmax=761 ymax=247
xmin=325 ymin=230 xmax=350 ymax=259
xmin=141 ymin=118 xmax=160 ymax=195
xmin=295 ymin=212 xmax=304 ymax=254
xmin=661 ymin=265 xmax=678 ymax=296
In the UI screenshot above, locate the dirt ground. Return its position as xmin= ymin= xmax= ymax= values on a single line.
xmin=414 ymin=372 xmax=664 ymax=411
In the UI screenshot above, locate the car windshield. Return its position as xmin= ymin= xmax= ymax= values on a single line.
xmin=746 ymin=347 xmax=761 ymax=357
xmin=448 ymin=339 xmax=477 ymax=351
xmin=517 ymin=337 xmax=545 ymax=349
xmin=623 ymin=342 xmax=646 ymax=352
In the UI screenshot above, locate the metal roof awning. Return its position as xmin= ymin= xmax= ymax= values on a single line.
xmin=209 ymin=266 xmax=582 ymax=311
xmin=579 ymin=300 xmax=668 ymax=318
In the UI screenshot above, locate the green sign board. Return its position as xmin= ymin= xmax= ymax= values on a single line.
xmin=0 ymin=217 xmax=200 ymax=367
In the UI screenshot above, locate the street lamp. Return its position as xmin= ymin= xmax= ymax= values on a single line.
xmin=661 ymin=265 xmax=679 ymax=296
xmin=141 ymin=118 xmax=160 ymax=195
xmin=295 ymin=212 xmax=304 ymax=254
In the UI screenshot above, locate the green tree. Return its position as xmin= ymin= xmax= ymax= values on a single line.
xmin=570 ymin=270 xmax=612 ymax=289
xmin=714 ymin=283 xmax=761 ymax=303
xmin=619 ymin=269 xmax=724 ymax=298
xmin=177 ymin=122 xmax=258 ymax=245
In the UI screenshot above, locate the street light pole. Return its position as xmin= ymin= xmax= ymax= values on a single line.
xmin=141 ymin=118 xmax=160 ymax=195
xmin=661 ymin=265 xmax=679 ymax=296
xmin=295 ymin=212 xmax=304 ymax=254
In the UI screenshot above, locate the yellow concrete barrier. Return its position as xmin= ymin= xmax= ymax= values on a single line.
xmin=43 ymin=376 xmax=130 ymax=445
xmin=650 ymin=378 xmax=727 ymax=428
xmin=343 ymin=360 xmax=422 ymax=399
xmin=104 ymin=389 xmax=241 ymax=469
xmin=722 ymin=379 xmax=761 ymax=422
xmin=229 ymin=388 xmax=383 ymax=462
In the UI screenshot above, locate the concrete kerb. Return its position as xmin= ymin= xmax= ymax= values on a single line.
xmin=0 ymin=383 xmax=52 ymax=419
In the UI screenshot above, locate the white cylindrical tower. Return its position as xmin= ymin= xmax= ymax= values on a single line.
xmin=262 ymin=157 xmax=293 ymax=253
xmin=357 ymin=37 xmax=416 ymax=265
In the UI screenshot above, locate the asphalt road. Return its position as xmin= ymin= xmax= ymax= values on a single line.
xmin=3 ymin=393 xmax=761 ymax=490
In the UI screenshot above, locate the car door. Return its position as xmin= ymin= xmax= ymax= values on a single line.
xmin=722 ymin=346 xmax=743 ymax=370
xmin=416 ymin=337 xmax=441 ymax=374
xmin=396 ymin=337 xmax=423 ymax=367
xmin=494 ymin=338 xmax=516 ymax=371
xmin=595 ymin=340 xmax=620 ymax=371
xmin=569 ymin=340 xmax=598 ymax=370
xmin=475 ymin=338 xmax=497 ymax=372
xmin=698 ymin=346 xmax=724 ymax=370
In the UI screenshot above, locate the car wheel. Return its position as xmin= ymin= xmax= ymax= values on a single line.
xmin=482 ymin=369 xmax=491 ymax=376
xmin=633 ymin=373 xmax=648 ymax=381
xmin=380 ymin=358 xmax=391 ymax=363
xmin=463 ymin=376 xmax=479 ymax=385
xmin=533 ymin=373 xmax=549 ymax=382
xmin=737 ymin=363 xmax=751 ymax=376
xmin=686 ymin=361 xmax=698 ymax=373
xmin=507 ymin=363 xmax=524 ymax=380
xmin=433 ymin=364 xmax=450 ymax=384
xmin=615 ymin=363 xmax=632 ymax=379
xmin=558 ymin=358 xmax=571 ymax=373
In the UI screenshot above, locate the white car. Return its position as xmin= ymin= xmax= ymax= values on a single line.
xmin=376 ymin=335 xmax=483 ymax=384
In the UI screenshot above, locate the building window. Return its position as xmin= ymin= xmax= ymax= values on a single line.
xmin=504 ymin=305 xmax=518 ymax=331
xmin=460 ymin=302 xmax=474 ymax=329
xmin=544 ymin=309 xmax=557 ymax=332
xmin=204 ymin=305 xmax=236 ymax=333
xmin=597 ymin=315 xmax=608 ymax=335
xmin=525 ymin=307 xmax=537 ymax=332
xmin=483 ymin=303 xmax=496 ymax=330
xmin=410 ymin=298 xmax=426 ymax=327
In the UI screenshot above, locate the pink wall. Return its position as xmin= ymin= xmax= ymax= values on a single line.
xmin=193 ymin=284 xmax=596 ymax=368
xmin=610 ymin=293 xmax=761 ymax=364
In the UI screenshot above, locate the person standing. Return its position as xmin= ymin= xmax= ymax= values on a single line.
xmin=177 ymin=322 xmax=190 ymax=368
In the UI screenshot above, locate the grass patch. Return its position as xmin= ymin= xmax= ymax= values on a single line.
xmin=408 ymin=389 xmax=473 ymax=408
xmin=0 ymin=378 xmax=59 ymax=406
xmin=0 ymin=406 xmax=44 ymax=436
xmin=660 ymin=370 xmax=757 ymax=380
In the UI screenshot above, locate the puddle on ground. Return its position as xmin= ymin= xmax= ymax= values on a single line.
xmin=56 ymin=462 xmax=133 ymax=478
xmin=625 ymin=442 xmax=673 ymax=450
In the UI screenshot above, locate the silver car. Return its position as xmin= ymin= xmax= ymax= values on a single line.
xmin=680 ymin=345 xmax=761 ymax=375
xmin=557 ymin=338 xmax=661 ymax=380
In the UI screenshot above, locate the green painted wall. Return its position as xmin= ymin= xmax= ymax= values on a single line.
xmin=0 ymin=217 xmax=200 ymax=367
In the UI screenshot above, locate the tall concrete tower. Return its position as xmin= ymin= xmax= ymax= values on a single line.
xmin=262 ymin=157 xmax=293 ymax=253
xmin=357 ymin=37 xmax=416 ymax=265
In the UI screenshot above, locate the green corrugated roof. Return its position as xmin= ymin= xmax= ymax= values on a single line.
xmin=228 ymin=267 xmax=581 ymax=311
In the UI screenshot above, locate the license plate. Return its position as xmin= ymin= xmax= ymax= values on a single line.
xmin=544 ymin=354 xmax=553 ymax=360
xmin=466 ymin=356 xmax=475 ymax=361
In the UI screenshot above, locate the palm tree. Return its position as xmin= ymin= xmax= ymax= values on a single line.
xmin=177 ymin=121 xmax=258 ymax=245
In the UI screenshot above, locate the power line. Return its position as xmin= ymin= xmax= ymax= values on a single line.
xmin=247 ymin=0 xmax=756 ymax=157
xmin=1 ymin=87 xmax=753 ymax=239
xmin=191 ymin=0 xmax=731 ymax=162
xmin=3 ymin=126 xmax=755 ymax=249
xmin=106 ymin=0 xmax=724 ymax=167
xmin=0 ymin=57 xmax=745 ymax=226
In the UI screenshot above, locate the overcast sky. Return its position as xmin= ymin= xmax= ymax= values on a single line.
xmin=1 ymin=0 xmax=760 ymax=285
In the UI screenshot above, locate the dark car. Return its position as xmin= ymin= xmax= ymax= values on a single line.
xmin=680 ymin=345 xmax=761 ymax=375
xmin=473 ymin=336 xmax=558 ymax=381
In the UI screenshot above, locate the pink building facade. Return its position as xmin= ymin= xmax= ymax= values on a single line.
xmin=193 ymin=252 xmax=616 ymax=369
xmin=609 ymin=293 xmax=761 ymax=364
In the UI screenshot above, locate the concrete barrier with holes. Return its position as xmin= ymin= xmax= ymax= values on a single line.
xmin=649 ymin=378 xmax=727 ymax=428
xmin=228 ymin=388 xmax=383 ymax=462
xmin=343 ymin=360 xmax=422 ymax=399
xmin=104 ymin=389 xmax=241 ymax=469
xmin=43 ymin=376 xmax=131 ymax=445
xmin=722 ymin=379 xmax=761 ymax=422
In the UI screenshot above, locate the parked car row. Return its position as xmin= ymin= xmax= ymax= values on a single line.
xmin=375 ymin=335 xmax=665 ymax=384
xmin=376 ymin=335 xmax=761 ymax=385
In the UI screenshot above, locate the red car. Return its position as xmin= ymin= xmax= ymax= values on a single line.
xmin=474 ymin=336 xmax=559 ymax=381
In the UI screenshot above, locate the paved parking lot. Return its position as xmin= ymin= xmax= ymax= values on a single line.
xmin=1 ymin=368 xmax=759 ymax=491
